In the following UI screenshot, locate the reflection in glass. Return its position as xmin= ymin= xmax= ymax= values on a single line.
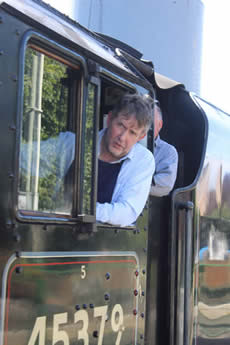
xmin=208 ymin=226 xmax=228 ymax=260
xmin=19 ymin=47 xmax=75 ymax=214
xmin=82 ymin=83 xmax=96 ymax=214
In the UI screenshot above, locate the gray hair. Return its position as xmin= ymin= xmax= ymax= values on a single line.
xmin=111 ymin=93 xmax=153 ymax=131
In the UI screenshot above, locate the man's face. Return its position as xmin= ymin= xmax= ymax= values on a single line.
xmin=103 ymin=112 xmax=146 ymax=162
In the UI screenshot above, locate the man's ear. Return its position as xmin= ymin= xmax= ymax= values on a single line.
xmin=159 ymin=119 xmax=163 ymax=132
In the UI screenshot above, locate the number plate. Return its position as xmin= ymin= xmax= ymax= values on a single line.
xmin=2 ymin=252 xmax=139 ymax=345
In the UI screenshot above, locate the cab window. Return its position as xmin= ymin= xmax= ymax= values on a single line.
xmin=18 ymin=45 xmax=80 ymax=216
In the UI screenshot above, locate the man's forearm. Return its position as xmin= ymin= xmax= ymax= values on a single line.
xmin=96 ymin=201 xmax=138 ymax=227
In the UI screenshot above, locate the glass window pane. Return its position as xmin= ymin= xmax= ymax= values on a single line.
xmin=82 ymin=83 xmax=97 ymax=214
xmin=18 ymin=47 xmax=76 ymax=215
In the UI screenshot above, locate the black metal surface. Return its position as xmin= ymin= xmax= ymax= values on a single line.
xmin=1 ymin=2 xmax=230 ymax=345
xmin=1 ymin=0 xmax=151 ymax=89
xmin=0 ymin=4 xmax=150 ymax=345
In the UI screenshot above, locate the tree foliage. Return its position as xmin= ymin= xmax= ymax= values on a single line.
xmin=20 ymin=47 xmax=71 ymax=212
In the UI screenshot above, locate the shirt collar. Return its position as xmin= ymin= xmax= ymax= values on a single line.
xmin=154 ymin=134 xmax=161 ymax=147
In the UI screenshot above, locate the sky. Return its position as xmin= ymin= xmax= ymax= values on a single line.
xmin=45 ymin=0 xmax=73 ymax=18
xmin=45 ymin=0 xmax=230 ymax=115
xmin=201 ymin=0 xmax=230 ymax=114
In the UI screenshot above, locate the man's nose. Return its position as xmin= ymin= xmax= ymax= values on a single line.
xmin=118 ymin=128 xmax=127 ymax=140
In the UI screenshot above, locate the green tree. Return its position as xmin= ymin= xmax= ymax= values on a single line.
xmin=21 ymin=47 xmax=71 ymax=212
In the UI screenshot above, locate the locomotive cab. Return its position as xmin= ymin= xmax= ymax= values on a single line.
xmin=1 ymin=1 xmax=230 ymax=345
xmin=145 ymin=72 xmax=208 ymax=345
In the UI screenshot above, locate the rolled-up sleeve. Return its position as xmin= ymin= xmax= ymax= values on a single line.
xmin=96 ymin=144 xmax=155 ymax=226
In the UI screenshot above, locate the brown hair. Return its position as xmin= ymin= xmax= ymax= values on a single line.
xmin=111 ymin=93 xmax=153 ymax=131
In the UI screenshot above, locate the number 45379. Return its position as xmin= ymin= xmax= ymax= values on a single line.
xmin=28 ymin=304 xmax=124 ymax=345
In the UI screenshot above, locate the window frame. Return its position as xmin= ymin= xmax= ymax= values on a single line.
xmin=15 ymin=31 xmax=88 ymax=224
xmin=77 ymin=76 xmax=101 ymax=220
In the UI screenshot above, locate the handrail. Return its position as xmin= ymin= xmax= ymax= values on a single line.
xmin=177 ymin=201 xmax=194 ymax=345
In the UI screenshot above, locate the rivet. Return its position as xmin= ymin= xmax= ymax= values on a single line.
xmin=89 ymin=303 xmax=94 ymax=309
xmin=104 ymin=293 xmax=110 ymax=301
xmin=142 ymin=269 xmax=146 ymax=275
xmin=5 ymin=221 xmax=12 ymax=229
xmin=6 ymin=220 xmax=15 ymax=229
xmin=133 ymin=309 xmax=137 ymax=316
xmin=75 ymin=304 xmax=80 ymax=311
xmin=105 ymin=272 xmax=111 ymax=280
xmin=93 ymin=331 xmax=98 ymax=338
xmin=9 ymin=124 xmax=16 ymax=131
xmin=9 ymin=173 xmax=14 ymax=179
xmin=141 ymin=312 xmax=144 ymax=318
xmin=15 ymin=266 xmax=23 ymax=274
xmin=141 ymin=291 xmax=145 ymax=296
xmin=134 ymin=289 xmax=138 ymax=296
xmin=13 ymin=233 xmax=21 ymax=242
xmin=137 ymin=229 xmax=140 ymax=234
xmin=82 ymin=304 xmax=87 ymax=309
xmin=135 ymin=270 xmax=139 ymax=277
xmin=15 ymin=29 xmax=20 ymax=36
xmin=143 ymin=248 xmax=147 ymax=253
xmin=11 ymin=75 xmax=18 ymax=82
xmin=140 ymin=334 xmax=144 ymax=340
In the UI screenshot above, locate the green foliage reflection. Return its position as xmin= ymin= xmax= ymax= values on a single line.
xmin=19 ymin=47 xmax=74 ymax=214
xmin=82 ymin=84 xmax=96 ymax=214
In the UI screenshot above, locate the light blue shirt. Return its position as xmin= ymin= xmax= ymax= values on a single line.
xmin=150 ymin=135 xmax=178 ymax=197
xmin=96 ymin=129 xmax=155 ymax=227
xmin=20 ymin=131 xmax=75 ymax=180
